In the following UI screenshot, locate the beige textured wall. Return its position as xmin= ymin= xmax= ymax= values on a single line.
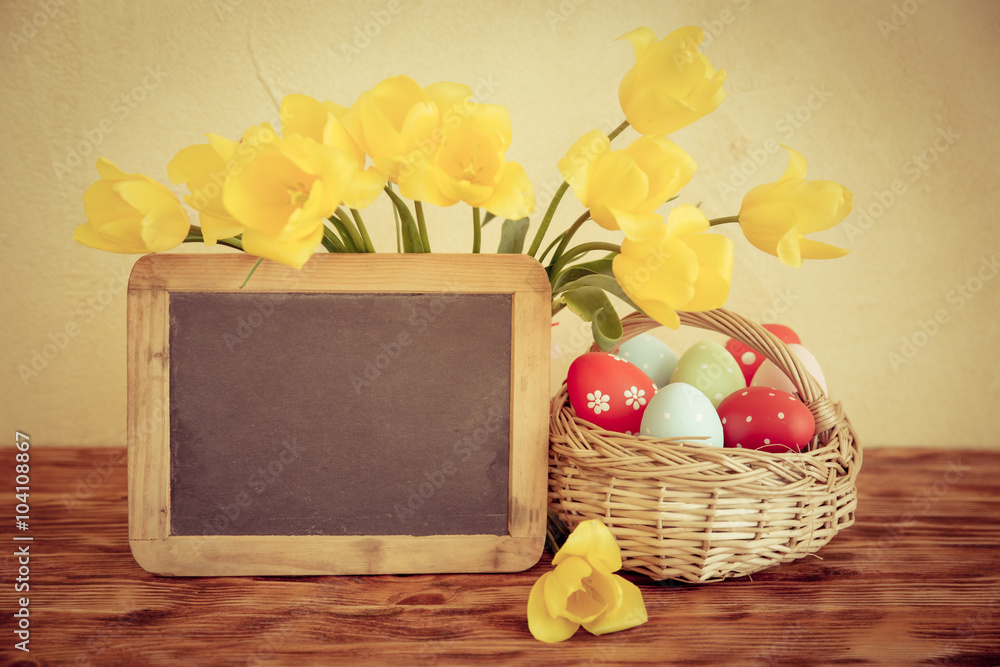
xmin=1 ymin=0 xmax=997 ymax=448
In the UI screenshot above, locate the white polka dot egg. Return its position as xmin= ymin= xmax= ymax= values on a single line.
xmin=640 ymin=382 xmax=723 ymax=447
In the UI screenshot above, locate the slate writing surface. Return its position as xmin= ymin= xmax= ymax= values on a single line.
xmin=168 ymin=292 xmax=512 ymax=537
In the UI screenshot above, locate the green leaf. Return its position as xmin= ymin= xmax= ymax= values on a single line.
xmin=552 ymin=256 xmax=615 ymax=290
xmin=556 ymin=286 xmax=624 ymax=350
xmin=592 ymin=306 xmax=623 ymax=351
xmin=481 ymin=211 xmax=497 ymax=227
xmin=497 ymin=217 xmax=530 ymax=254
xmin=554 ymin=274 xmax=640 ymax=312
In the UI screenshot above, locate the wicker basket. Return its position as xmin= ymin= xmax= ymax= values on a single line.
xmin=548 ymin=308 xmax=861 ymax=583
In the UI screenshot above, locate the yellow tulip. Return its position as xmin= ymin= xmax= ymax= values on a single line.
xmin=167 ymin=123 xmax=277 ymax=245
xmin=280 ymin=94 xmax=386 ymax=209
xmin=222 ymin=133 xmax=357 ymax=269
xmin=738 ymin=146 xmax=852 ymax=267
xmin=618 ymin=26 xmax=726 ymax=136
xmin=339 ymin=75 xmax=473 ymax=183
xmin=527 ymin=519 xmax=647 ymax=643
xmin=396 ymin=101 xmax=535 ymax=219
xmin=613 ymin=204 xmax=733 ymax=328
xmin=74 ymin=158 xmax=190 ymax=254
xmin=559 ymin=130 xmax=696 ymax=241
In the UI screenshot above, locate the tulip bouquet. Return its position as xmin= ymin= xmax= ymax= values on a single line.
xmin=75 ymin=26 xmax=852 ymax=349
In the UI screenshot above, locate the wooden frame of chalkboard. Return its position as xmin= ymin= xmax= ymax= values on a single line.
xmin=127 ymin=253 xmax=551 ymax=576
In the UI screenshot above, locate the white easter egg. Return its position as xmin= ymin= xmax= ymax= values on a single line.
xmin=617 ymin=333 xmax=679 ymax=387
xmin=751 ymin=343 xmax=828 ymax=394
xmin=640 ymin=382 xmax=724 ymax=447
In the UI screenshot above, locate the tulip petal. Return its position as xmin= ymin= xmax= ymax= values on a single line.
xmin=95 ymin=157 xmax=128 ymax=181
xmin=798 ymin=238 xmax=850 ymax=260
xmin=545 ymin=556 xmax=591 ymax=619
xmin=582 ymin=574 xmax=648 ymax=636
xmin=481 ymin=161 xmax=535 ymax=219
xmin=686 ymin=232 xmax=734 ymax=282
xmin=398 ymin=160 xmax=454 ymax=207
xmin=114 ymin=180 xmax=173 ymax=215
xmin=664 ymin=204 xmax=709 ymax=242
xmin=779 ymin=145 xmax=809 ymax=181
xmin=527 ymin=574 xmax=580 ymax=643
xmin=605 ymin=207 xmax=662 ymax=242
xmin=423 ymin=81 xmax=474 ymax=117
xmin=626 ymin=136 xmax=697 ymax=208
xmin=281 ymin=94 xmax=328 ymax=142
xmin=73 ymin=221 xmax=144 ymax=253
xmin=462 ymin=103 xmax=513 ymax=151
xmin=617 ymin=26 xmax=657 ymax=62
xmin=167 ymin=144 xmax=223 ymax=184
xmin=588 ymin=152 xmax=649 ymax=214
xmin=552 ymin=519 xmax=622 ymax=572
xmin=399 ymin=101 xmax=441 ymax=155
xmin=241 ymin=224 xmax=322 ymax=270
xmin=344 ymin=167 xmax=388 ymax=210
xmin=776 ymin=226 xmax=803 ymax=268
xmin=84 ymin=180 xmax=136 ymax=226
xmin=197 ymin=212 xmax=244 ymax=245
xmin=558 ymin=130 xmax=610 ymax=205
xmin=140 ymin=201 xmax=191 ymax=252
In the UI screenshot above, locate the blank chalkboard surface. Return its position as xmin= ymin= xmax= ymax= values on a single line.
xmin=127 ymin=253 xmax=550 ymax=576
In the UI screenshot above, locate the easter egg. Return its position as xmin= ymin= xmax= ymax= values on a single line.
xmin=617 ymin=333 xmax=679 ymax=387
xmin=640 ymin=383 xmax=723 ymax=447
xmin=669 ymin=340 xmax=746 ymax=408
xmin=718 ymin=387 xmax=816 ymax=453
xmin=725 ymin=323 xmax=802 ymax=384
xmin=751 ymin=343 xmax=828 ymax=394
xmin=567 ymin=352 xmax=656 ymax=434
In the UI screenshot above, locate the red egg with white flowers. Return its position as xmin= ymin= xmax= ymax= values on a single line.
xmin=718 ymin=387 xmax=815 ymax=453
xmin=567 ymin=352 xmax=656 ymax=435
xmin=726 ymin=323 xmax=802 ymax=384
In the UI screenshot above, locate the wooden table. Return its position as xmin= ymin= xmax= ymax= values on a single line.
xmin=3 ymin=447 xmax=998 ymax=666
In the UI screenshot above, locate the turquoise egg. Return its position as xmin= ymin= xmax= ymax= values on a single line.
xmin=617 ymin=333 xmax=678 ymax=388
xmin=669 ymin=340 xmax=746 ymax=408
xmin=640 ymin=382 xmax=723 ymax=447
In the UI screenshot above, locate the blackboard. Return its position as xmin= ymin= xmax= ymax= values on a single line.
xmin=127 ymin=253 xmax=550 ymax=576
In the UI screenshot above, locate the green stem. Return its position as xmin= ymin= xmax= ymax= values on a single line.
xmin=350 ymin=208 xmax=376 ymax=253
xmin=383 ymin=186 xmax=423 ymax=253
xmin=388 ymin=184 xmax=402 ymax=253
xmin=607 ymin=119 xmax=630 ymax=142
xmin=183 ymin=230 xmax=244 ymax=252
xmin=321 ymin=225 xmax=347 ymax=253
xmin=414 ymin=201 xmax=431 ymax=253
xmin=549 ymin=210 xmax=592 ymax=267
xmin=239 ymin=257 xmax=264 ymax=288
xmin=548 ymin=241 xmax=621 ymax=282
xmin=709 ymin=215 xmax=741 ymax=226
xmin=335 ymin=208 xmax=366 ymax=252
xmin=526 ymin=181 xmax=570 ymax=258
xmin=538 ymin=231 xmax=567 ymax=264
xmin=327 ymin=216 xmax=359 ymax=253
xmin=472 ymin=207 xmax=482 ymax=254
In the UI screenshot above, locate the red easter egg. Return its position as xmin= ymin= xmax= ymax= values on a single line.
xmin=725 ymin=323 xmax=802 ymax=384
xmin=718 ymin=387 xmax=815 ymax=453
xmin=567 ymin=352 xmax=656 ymax=435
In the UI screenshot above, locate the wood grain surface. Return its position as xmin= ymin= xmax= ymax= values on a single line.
xmin=2 ymin=447 xmax=998 ymax=666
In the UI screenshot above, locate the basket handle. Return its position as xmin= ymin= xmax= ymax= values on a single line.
xmin=588 ymin=309 xmax=841 ymax=445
